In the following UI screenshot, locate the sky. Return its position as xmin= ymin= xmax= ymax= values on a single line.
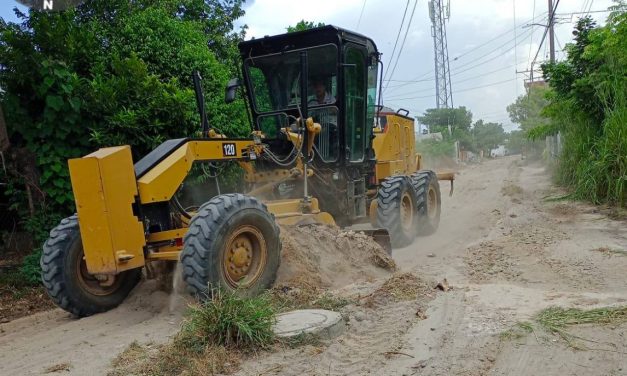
xmin=0 ymin=0 xmax=616 ymax=132
xmin=239 ymin=0 xmax=615 ymax=131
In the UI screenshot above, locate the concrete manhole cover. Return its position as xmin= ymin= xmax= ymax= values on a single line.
xmin=273 ymin=309 xmax=345 ymax=339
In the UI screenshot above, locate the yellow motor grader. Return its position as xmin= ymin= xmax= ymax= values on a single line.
xmin=40 ymin=26 xmax=453 ymax=316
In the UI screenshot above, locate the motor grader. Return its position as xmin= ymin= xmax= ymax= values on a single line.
xmin=40 ymin=26 xmax=453 ymax=316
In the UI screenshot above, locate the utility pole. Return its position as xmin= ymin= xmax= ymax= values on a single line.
xmin=548 ymin=0 xmax=556 ymax=63
xmin=428 ymin=0 xmax=453 ymax=109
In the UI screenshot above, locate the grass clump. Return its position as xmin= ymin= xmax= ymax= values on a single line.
xmin=500 ymin=321 xmax=534 ymax=340
xmin=536 ymin=306 xmax=627 ymax=334
xmin=178 ymin=289 xmax=276 ymax=352
xmin=500 ymin=306 xmax=627 ymax=349
xmin=109 ymin=290 xmax=277 ymax=376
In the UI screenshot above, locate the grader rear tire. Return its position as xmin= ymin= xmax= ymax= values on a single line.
xmin=410 ymin=171 xmax=441 ymax=235
xmin=181 ymin=194 xmax=281 ymax=299
xmin=376 ymin=176 xmax=418 ymax=248
xmin=40 ymin=215 xmax=142 ymax=317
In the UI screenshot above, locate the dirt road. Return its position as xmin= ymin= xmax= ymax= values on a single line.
xmin=1 ymin=156 xmax=625 ymax=375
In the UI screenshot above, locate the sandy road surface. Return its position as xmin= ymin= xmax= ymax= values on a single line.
xmin=236 ymin=156 xmax=627 ymax=375
xmin=1 ymin=156 xmax=626 ymax=375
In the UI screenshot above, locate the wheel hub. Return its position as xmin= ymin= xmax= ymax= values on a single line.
xmin=427 ymin=187 xmax=437 ymax=219
xmin=223 ymin=226 xmax=267 ymax=288
xmin=400 ymin=192 xmax=414 ymax=232
xmin=76 ymin=253 xmax=121 ymax=296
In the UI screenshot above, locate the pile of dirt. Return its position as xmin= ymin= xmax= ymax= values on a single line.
xmin=363 ymin=272 xmax=434 ymax=308
xmin=276 ymin=224 xmax=395 ymax=291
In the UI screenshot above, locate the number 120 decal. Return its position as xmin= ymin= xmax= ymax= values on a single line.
xmin=222 ymin=143 xmax=237 ymax=157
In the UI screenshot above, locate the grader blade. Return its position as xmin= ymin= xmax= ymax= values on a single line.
xmin=360 ymin=228 xmax=392 ymax=254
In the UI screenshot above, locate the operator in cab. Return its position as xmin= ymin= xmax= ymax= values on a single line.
xmin=309 ymin=78 xmax=335 ymax=105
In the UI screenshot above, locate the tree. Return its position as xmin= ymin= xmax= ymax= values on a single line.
xmin=416 ymin=106 xmax=473 ymax=149
xmin=286 ymin=20 xmax=325 ymax=33
xmin=0 ymin=0 xmax=248 ymax=225
xmin=506 ymin=85 xmax=550 ymax=134
xmin=538 ymin=12 xmax=626 ymax=205
xmin=505 ymin=130 xmax=526 ymax=155
xmin=471 ymin=120 xmax=505 ymax=155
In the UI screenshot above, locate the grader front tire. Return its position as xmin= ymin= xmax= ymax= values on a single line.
xmin=376 ymin=176 xmax=418 ymax=248
xmin=40 ymin=215 xmax=142 ymax=317
xmin=181 ymin=194 xmax=281 ymax=299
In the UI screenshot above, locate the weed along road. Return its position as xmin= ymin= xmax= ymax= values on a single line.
xmin=0 ymin=156 xmax=624 ymax=375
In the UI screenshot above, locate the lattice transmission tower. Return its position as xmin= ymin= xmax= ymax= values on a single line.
xmin=428 ymin=0 xmax=453 ymax=108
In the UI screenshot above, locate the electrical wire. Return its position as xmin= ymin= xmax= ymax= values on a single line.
xmin=451 ymin=26 xmax=535 ymax=72
xmin=452 ymin=61 xmax=528 ymax=85
xmin=384 ymin=0 xmax=418 ymax=90
xmin=449 ymin=11 xmax=548 ymax=64
xmin=513 ymin=0 xmax=519 ymax=97
xmin=382 ymin=0 xmax=410 ymax=83
xmin=527 ymin=0 xmax=537 ymax=68
xmin=391 ymin=77 xmax=517 ymax=101
xmin=585 ymin=0 xmax=595 ymax=16
xmin=356 ymin=0 xmax=367 ymax=30
xmin=529 ymin=0 xmax=561 ymax=71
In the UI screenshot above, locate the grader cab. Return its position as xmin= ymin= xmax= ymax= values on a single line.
xmin=41 ymin=26 xmax=452 ymax=317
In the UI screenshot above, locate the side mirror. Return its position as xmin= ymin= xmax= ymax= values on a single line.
xmin=225 ymin=78 xmax=241 ymax=104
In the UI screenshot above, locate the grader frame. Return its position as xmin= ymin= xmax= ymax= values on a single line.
xmin=42 ymin=25 xmax=454 ymax=317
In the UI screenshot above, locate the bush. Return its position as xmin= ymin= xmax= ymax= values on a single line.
xmin=177 ymin=289 xmax=276 ymax=351
xmin=541 ymin=12 xmax=627 ymax=206
xmin=18 ymin=250 xmax=42 ymax=286
xmin=415 ymin=139 xmax=455 ymax=159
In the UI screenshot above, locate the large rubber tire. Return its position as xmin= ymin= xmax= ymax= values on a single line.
xmin=376 ymin=176 xmax=419 ymax=248
xmin=181 ymin=193 xmax=281 ymax=299
xmin=40 ymin=215 xmax=142 ymax=317
xmin=410 ymin=170 xmax=441 ymax=235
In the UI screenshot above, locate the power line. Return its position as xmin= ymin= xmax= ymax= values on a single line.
xmin=384 ymin=0 xmax=418 ymax=89
xmin=384 ymin=77 xmax=434 ymax=90
xmin=451 ymin=25 xmax=535 ymax=72
xmin=449 ymin=11 xmax=548 ymax=64
xmin=585 ymin=0 xmax=595 ymax=16
xmin=356 ymin=0 xmax=367 ymax=29
xmin=383 ymin=0 xmax=410 ymax=83
xmin=455 ymin=78 xmax=517 ymax=94
xmin=513 ymin=0 xmax=519 ymax=97
xmin=452 ymin=61 xmax=526 ymax=85
xmin=450 ymin=27 xmax=535 ymax=76
xmin=390 ymin=77 xmax=517 ymax=101
xmin=382 ymin=69 xmax=433 ymax=93
xmin=529 ymin=0 xmax=560 ymax=74
xmin=527 ymin=0 xmax=537 ymax=67
xmin=388 ymin=56 xmax=527 ymax=99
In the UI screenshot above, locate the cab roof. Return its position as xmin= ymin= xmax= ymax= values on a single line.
xmin=238 ymin=25 xmax=379 ymax=58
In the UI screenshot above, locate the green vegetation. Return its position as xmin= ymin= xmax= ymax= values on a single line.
xmin=286 ymin=20 xmax=325 ymax=33
xmin=178 ymin=289 xmax=276 ymax=351
xmin=0 ymin=0 xmax=248 ymax=283
xmin=499 ymin=321 xmax=533 ymax=340
xmin=535 ymin=306 xmax=627 ymax=348
xmin=416 ymin=107 xmax=474 ymax=150
xmin=501 ymin=306 xmax=627 ymax=349
xmin=471 ymin=120 xmax=506 ymax=157
xmin=416 ymin=106 xmax=508 ymax=158
xmin=111 ymin=290 xmax=282 ymax=376
xmin=515 ymin=8 xmax=627 ymax=206
xmin=415 ymin=139 xmax=456 ymax=159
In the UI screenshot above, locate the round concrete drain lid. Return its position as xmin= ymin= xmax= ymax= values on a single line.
xmin=273 ymin=309 xmax=344 ymax=339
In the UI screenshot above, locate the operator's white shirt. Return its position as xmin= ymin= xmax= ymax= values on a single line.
xmin=309 ymin=92 xmax=335 ymax=105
